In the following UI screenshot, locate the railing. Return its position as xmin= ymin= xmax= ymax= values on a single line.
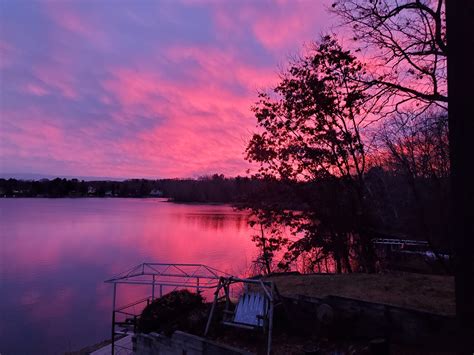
xmin=372 ymin=238 xmax=429 ymax=246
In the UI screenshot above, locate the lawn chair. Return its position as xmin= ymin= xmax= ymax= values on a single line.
xmin=222 ymin=291 xmax=269 ymax=329
xmin=204 ymin=277 xmax=277 ymax=355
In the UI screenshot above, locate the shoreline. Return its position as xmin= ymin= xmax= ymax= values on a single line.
xmin=0 ymin=196 xmax=236 ymax=205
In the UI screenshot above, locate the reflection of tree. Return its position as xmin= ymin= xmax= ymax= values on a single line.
xmin=183 ymin=211 xmax=248 ymax=232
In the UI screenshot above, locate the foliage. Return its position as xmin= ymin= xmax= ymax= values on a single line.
xmin=246 ymin=36 xmax=367 ymax=183
xmin=248 ymin=210 xmax=290 ymax=275
xmin=137 ymin=290 xmax=204 ymax=335
xmin=244 ymin=36 xmax=376 ymax=273
xmin=243 ymin=26 xmax=452 ymax=273
xmin=0 ymin=175 xmax=263 ymax=203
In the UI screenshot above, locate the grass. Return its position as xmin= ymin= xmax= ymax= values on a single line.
xmin=265 ymin=271 xmax=455 ymax=315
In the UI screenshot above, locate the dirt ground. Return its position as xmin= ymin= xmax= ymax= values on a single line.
xmin=265 ymin=271 xmax=455 ymax=315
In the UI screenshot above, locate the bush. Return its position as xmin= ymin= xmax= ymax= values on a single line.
xmin=137 ymin=290 xmax=205 ymax=335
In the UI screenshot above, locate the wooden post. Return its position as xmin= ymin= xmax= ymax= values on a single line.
xmin=196 ymin=277 xmax=200 ymax=294
xmin=446 ymin=0 xmax=474 ymax=352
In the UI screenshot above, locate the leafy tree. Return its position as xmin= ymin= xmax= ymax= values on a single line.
xmin=247 ymin=36 xmax=367 ymax=185
xmin=245 ymin=36 xmax=376 ymax=272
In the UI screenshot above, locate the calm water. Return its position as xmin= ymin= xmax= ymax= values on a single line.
xmin=0 ymin=198 xmax=256 ymax=355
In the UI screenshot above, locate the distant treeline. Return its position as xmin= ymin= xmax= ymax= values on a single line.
xmin=0 ymin=174 xmax=262 ymax=203
xmin=0 ymin=171 xmax=448 ymax=247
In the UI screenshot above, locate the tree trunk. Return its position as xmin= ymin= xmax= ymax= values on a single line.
xmin=446 ymin=0 xmax=474 ymax=352
xmin=343 ymin=242 xmax=353 ymax=273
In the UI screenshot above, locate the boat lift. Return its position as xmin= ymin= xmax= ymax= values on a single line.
xmin=104 ymin=263 xmax=231 ymax=355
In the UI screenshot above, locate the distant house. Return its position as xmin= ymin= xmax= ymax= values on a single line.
xmin=87 ymin=186 xmax=96 ymax=195
xmin=105 ymin=190 xmax=113 ymax=197
xmin=149 ymin=189 xmax=163 ymax=197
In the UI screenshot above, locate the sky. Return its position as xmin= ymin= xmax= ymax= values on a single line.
xmin=0 ymin=0 xmax=334 ymax=179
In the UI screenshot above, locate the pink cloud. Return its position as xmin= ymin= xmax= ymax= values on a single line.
xmin=24 ymin=83 xmax=49 ymax=96
xmin=0 ymin=108 xmax=117 ymax=176
xmin=165 ymin=45 xmax=279 ymax=90
xmin=211 ymin=1 xmax=332 ymax=52
xmin=101 ymin=51 xmax=269 ymax=177
xmin=33 ymin=63 xmax=78 ymax=99
xmin=43 ymin=2 xmax=107 ymax=48
xmin=103 ymin=43 xmax=278 ymax=123
xmin=0 ymin=40 xmax=16 ymax=69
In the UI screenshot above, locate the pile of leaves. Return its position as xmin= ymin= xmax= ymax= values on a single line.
xmin=137 ymin=289 xmax=205 ymax=335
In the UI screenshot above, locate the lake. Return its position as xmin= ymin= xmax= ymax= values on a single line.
xmin=0 ymin=198 xmax=257 ymax=354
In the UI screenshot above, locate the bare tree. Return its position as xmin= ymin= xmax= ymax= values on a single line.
xmin=378 ymin=110 xmax=451 ymax=272
xmin=379 ymin=110 xmax=449 ymax=180
xmin=331 ymin=0 xmax=447 ymax=115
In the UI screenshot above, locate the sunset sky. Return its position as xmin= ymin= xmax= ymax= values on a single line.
xmin=0 ymin=0 xmax=333 ymax=179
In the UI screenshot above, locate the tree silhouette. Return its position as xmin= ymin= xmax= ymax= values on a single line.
xmin=332 ymin=0 xmax=447 ymax=115
xmin=245 ymin=36 xmax=376 ymax=272
xmin=377 ymin=110 xmax=451 ymax=271
xmin=246 ymin=36 xmax=367 ymax=184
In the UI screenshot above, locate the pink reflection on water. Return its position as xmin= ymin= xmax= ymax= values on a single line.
xmin=0 ymin=198 xmax=257 ymax=354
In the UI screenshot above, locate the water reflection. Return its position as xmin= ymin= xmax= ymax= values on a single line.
xmin=183 ymin=212 xmax=247 ymax=232
xmin=0 ymin=198 xmax=255 ymax=355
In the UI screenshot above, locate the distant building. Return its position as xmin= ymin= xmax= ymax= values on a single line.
xmin=87 ymin=186 xmax=96 ymax=195
xmin=149 ymin=189 xmax=163 ymax=197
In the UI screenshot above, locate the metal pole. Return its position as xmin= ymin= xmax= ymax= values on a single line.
xmin=196 ymin=277 xmax=200 ymax=294
xmin=224 ymin=283 xmax=230 ymax=311
xmin=267 ymin=283 xmax=274 ymax=355
xmin=205 ymin=281 xmax=222 ymax=336
xmin=152 ymin=275 xmax=155 ymax=301
xmin=160 ymin=284 xmax=163 ymax=298
xmin=111 ymin=283 xmax=116 ymax=355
